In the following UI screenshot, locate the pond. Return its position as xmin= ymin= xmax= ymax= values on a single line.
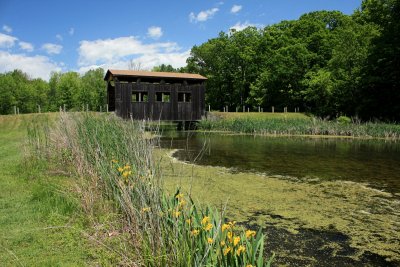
xmin=161 ymin=132 xmax=400 ymax=194
xmin=158 ymin=131 xmax=400 ymax=266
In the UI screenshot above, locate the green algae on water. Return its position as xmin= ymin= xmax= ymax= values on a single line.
xmin=157 ymin=149 xmax=400 ymax=264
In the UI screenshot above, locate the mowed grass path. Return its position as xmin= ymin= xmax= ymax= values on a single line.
xmin=0 ymin=114 xmax=90 ymax=266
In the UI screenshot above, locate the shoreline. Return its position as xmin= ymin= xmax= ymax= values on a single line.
xmin=159 ymin=147 xmax=400 ymax=264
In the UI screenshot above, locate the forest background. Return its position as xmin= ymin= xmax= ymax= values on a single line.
xmin=0 ymin=0 xmax=398 ymax=121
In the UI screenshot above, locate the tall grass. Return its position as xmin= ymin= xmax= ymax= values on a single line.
xmin=29 ymin=112 xmax=273 ymax=266
xmin=199 ymin=114 xmax=400 ymax=139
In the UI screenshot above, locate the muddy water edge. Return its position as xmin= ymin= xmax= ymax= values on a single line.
xmin=156 ymin=131 xmax=400 ymax=266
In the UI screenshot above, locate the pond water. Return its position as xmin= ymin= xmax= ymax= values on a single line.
xmin=160 ymin=131 xmax=400 ymax=195
xmin=159 ymin=131 xmax=400 ymax=265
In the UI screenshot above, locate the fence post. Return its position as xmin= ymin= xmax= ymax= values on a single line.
xmin=38 ymin=105 xmax=41 ymax=113
xmin=86 ymin=104 xmax=89 ymax=112
xmin=106 ymin=104 xmax=109 ymax=113
xmin=17 ymin=107 xmax=19 ymax=115
xmin=243 ymin=106 xmax=245 ymax=112
xmin=14 ymin=106 xmax=16 ymax=115
xmin=223 ymin=107 xmax=225 ymax=112
xmin=247 ymin=107 xmax=250 ymax=112
xmin=100 ymin=106 xmax=102 ymax=112
xmin=258 ymin=106 xmax=260 ymax=112
xmin=208 ymin=105 xmax=211 ymax=112
xmin=272 ymin=106 xmax=274 ymax=113
xmin=59 ymin=106 xmax=62 ymax=113
xmin=63 ymin=104 xmax=66 ymax=112
xmin=261 ymin=108 xmax=263 ymax=112
xmin=226 ymin=106 xmax=228 ymax=112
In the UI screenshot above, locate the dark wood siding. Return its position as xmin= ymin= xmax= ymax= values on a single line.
xmin=112 ymin=79 xmax=205 ymax=121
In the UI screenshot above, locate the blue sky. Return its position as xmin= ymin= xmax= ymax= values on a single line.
xmin=0 ymin=0 xmax=361 ymax=80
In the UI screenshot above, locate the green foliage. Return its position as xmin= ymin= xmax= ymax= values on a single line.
xmin=0 ymin=114 xmax=88 ymax=265
xmin=356 ymin=0 xmax=400 ymax=121
xmin=336 ymin=116 xmax=351 ymax=124
xmin=0 ymin=68 xmax=106 ymax=114
xmin=152 ymin=63 xmax=186 ymax=73
xmin=199 ymin=112 xmax=400 ymax=139
xmin=188 ymin=2 xmax=400 ymax=121
xmin=49 ymin=113 xmax=273 ymax=266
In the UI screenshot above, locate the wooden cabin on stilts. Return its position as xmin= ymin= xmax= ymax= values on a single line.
xmin=104 ymin=69 xmax=207 ymax=128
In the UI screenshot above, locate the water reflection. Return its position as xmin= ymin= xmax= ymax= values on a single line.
xmin=159 ymin=131 xmax=400 ymax=194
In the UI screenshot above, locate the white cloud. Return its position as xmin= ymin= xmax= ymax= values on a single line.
xmin=69 ymin=28 xmax=74 ymax=36
xmin=231 ymin=5 xmax=242 ymax=14
xmin=2 ymin=25 xmax=12 ymax=33
xmin=134 ymin=50 xmax=190 ymax=70
xmin=19 ymin=41 xmax=34 ymax=52
xmin=77 ymin=36 xmax=189 ymax=72
xmin=189 ymin=8 xmax=219 ymax=23
xmin=0 ymin=33 xmax=17 ymax=48
xmin=42 ymin=43 xmax=62 ymax=54
xmin=56 ymin=34 xmax=63 ymax=41
xmin=147 ymin=26 xmax=163 ymax=39
xmin=0 ymin=51 xmax=61 ymax=80
xmin=230 ymin=21 xmax=263 ymax=31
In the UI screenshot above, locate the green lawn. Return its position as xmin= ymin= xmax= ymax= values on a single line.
xmin=0 ymin=114 xmax=91 ymax=266
xmin=0 ymin=114 xmax=136 ymax=266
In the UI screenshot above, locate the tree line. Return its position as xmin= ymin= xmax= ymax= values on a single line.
xmin=0 ymin=68 xmax=106 ymax=114
xmin=0 ymin=0 xmax=398 ymax=121
xmin=186 ymin=0 xmax=399 ymax=121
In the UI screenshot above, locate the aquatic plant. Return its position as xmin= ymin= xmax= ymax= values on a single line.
xmin=37 ymin=112 xmax=273 ymax=266
xmin=198 ymin=112 xmax=400 ymax=139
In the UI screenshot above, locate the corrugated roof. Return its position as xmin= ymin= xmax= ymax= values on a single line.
xmin=105 ymin=69 xmax=207 ymax=81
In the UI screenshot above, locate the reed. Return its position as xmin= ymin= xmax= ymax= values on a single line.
xmin=199 ymin=113 xmax=400 ymax=139
xmin=30 ymin=112 xmax=273 ymax=266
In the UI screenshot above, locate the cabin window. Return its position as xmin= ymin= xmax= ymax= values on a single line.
xmin=178 ymin=93 xmax=191 ymax=102
xmin=156 ymin=92 xmax=170 ymax=102
xmin=132 ymin=92 xmax=148 ymax=102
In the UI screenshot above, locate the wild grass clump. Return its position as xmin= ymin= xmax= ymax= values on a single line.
xmin=199 ymin=113 xmax=400 ymax=139
xmin=33 ymin=112 xmax=273 ymax=266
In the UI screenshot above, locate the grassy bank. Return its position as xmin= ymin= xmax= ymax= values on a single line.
xmin=0 ymin=114 xmax=138 ymax=266
xmin=0 ymin=114 xmax=88 ymax=265
xmin=28 ymin=112 xmax=273 ymax=266
xmin=198 ymin=112 xmax=400 ymax=139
